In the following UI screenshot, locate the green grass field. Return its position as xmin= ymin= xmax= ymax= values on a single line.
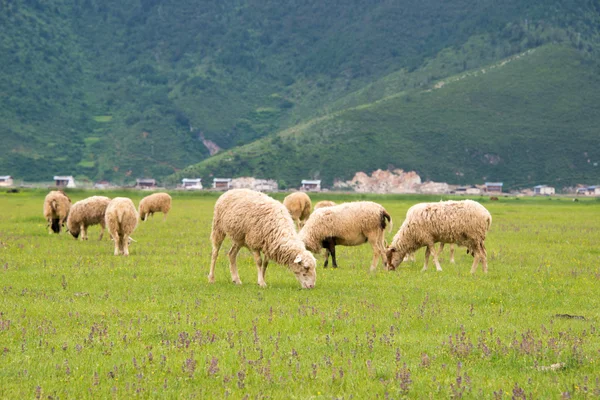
xmin=1 ymin=190 xmax=599 ymax=398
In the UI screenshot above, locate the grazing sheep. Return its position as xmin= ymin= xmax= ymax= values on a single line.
xmin=312 ymin=200 xmax=337 ymax=265
xmin=208 ymin=189 xmax=317 ymax=289
xmin=139 ymin=192 xmax=172 ymax=221
xmin=105 ymin=197 xmax=139 ymax=256
xmin=386 ymin=200 xmax=491 ymax=273
xmin=299 ymin=202 xmax=392 ymax=271
xmin=313 ymin=200 xmax=337 ymax=210
xmin=283 ymin=192 xmax=311 ymax=229
xmin=43 ymin=191 xmax=71 ymax=234
xmin=67 ymin=196 xmax=111 ymax=240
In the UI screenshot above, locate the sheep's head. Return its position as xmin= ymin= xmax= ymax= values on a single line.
xmin=289 ymin=251 xmax=317 ymax=289
xmin=385 ymin=247 xmax=404 ymax=271
xmin=67 ymin=223 xmax=80 ymax=239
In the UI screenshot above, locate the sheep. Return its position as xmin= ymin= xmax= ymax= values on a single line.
xmin=105 ymin=197 xmax=139 ymax=256
xmin=283 ymin=192 xmax=311 ymax=229
xmin=313 ymin=200 xmax=336 ymax=210
xmin=386 ymin=200 xmax=491 ymax=273
xmin=299 ymin=201 xmax=392 ymax=271
xmin=311 ymin=200 xmax=337 ymax=265
xmin=208 ymin=189 xmax=317 ymax=289
xmin=66 ymin=196 xmax=111 ymax=240
xmin=139 ymin=192 xmax=172 ymax=221
xmin=43 ymin=191 xmax=71 ymax=234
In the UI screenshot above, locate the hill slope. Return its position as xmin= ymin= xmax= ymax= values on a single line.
xmin=2 ymin=1 xmax=600 ymax=183
xmin=170 ymin=45 xmax=600 ymax=189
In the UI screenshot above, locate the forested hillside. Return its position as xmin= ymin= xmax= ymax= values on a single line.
xmin=1 ymin=0 xmax=599 ymax=187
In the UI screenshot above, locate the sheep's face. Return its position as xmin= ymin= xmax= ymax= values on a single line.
xmin=67 ymin=225 xmax=80 ymax=239
xmin=290 ymin=251 xmax=317 ymax=289
xmin=385 ymin=247 xmax=404 ymax=271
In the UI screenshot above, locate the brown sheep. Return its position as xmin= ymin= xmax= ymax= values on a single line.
xmin=66 ymin=196 xmax=111 ymax=240
xmin=283 ymin=192 xmax=311 ymax=229
xmin=43 ymin=191 xmax=71 ymax=234
xmin=209 ymin=189 xmax=317 ymax=289
xmin=105 ymin=197 xmax=139 ymax=256
xmin=139 ymin=192 xmax=172 ymax=221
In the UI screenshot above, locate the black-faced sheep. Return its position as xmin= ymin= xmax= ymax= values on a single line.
xmin=105 ymin=197 xmax=139 ymax=256
xmin=43 ymin=191 xmax=71 ymax=234
xmin=208 ymin=189 xmax=317 ymax=289
xmin=139 ymin=192 xmax=172 ymax=221
xmin=283 ymin=192 xmax=311 ymax=229
xmin=66 ymin=196 xmax=111 ymax=240
xmin=386 ymin=200 xmax=491 ymax=273
xmin=299 ymin=202 xmax=392 ymax=271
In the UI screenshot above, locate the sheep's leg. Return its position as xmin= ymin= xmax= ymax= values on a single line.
xmin=113 ymin=233 xmax=120 ymax=256
xmin=162 ymin=212 xmax=168 ymax=222
xmin=81 ymin=224 xmax=87 ymax=240
xmin=253 ymin=251 xmax=267 ymax=288
xmin=432 ymin=245 xmax=443 ymax=271
xmin=208 ymin=230 xmax=225 ymax=283
xmin=422 ymin=245 xmax=433 ymax=271
xmin=261 ymin=258 xmax=269 ymax=281
xmin=98 ymin=221 xmax=105 ymax=241
xmin=122 ymin=235 xmax=130 ymax=256
xmin=471 ymin=242 xmax=488 ymax=274
xmin=323 ymin=248 xmax=330 ymax=268
xmin=329 ymin=241 xmax=338 ymax=269
xmin=228 ymin=244 xmax=242 ymax=285
xmin=481 ymin=242 xmax=488 ymax=273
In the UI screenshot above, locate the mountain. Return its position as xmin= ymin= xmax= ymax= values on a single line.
xmin=168 ymin=44 xmax=600 ymax=189
xmin=1 ymin=1 xmax=600 ymax=187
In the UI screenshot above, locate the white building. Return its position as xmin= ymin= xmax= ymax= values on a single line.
xmin=182 ymin=178 xmax=203 ymax=190
xmin=212 ymin=178 xmax=232 ymax=190
xmin=54 ymin=175 xmax=76 ymax=188
xmin=533 ymin=185 xmax=555 ymax=195
xmin=301 ymin=180 xmax=321 ymax=191
xmin=0 ymin=176 xmax=13 ymax=187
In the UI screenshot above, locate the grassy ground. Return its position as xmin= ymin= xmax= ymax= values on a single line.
xmin=1 ymin=190 xmax=599 ymax=398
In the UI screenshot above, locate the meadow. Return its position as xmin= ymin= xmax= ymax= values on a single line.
xmin=1 ymin=189 xmax=599 ymax=399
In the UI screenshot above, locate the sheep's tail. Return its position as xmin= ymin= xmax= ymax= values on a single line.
xmin=381 ymin=210 xmax=393 ymax=233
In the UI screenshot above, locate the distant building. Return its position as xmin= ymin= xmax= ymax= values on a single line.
xmin=94 ymin=180 xmax=112 ymax=189
xmin=254 ymin=179 xmax=278 ymax=192
xmin=484 ymin=182 xmax=503 ymax=193
xmin=533 ymin=185 xmax=555 ymax=195
xmin=466 ymin=186 xmax=482 ymax=195
xmin=54 ymin=175 xmax=76 ymax=188
xmin=182 ymin=178 xmax=203 ymax=190
xmin=136 ymin=178 xmax=156 ymax=189
xmin=0 ymin=175 xmax=13 ymax=187
xmin=213 ymin=178 xmax=232 ymax=190
xmin=577 ymin=186 xmax=600 ymax=196
xmin=301 ymin=180 xmax=321 ymax=192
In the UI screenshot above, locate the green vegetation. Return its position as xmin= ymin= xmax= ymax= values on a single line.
xmin=172 ymin=45 xmax=600 ymax=189
xmin=1 ymin=190 xmax=599 ymax=397
xmin=1 ymin=1 xmax=600 ymax=187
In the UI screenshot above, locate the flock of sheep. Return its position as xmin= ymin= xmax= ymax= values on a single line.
xmin=43 ymin=191 xmax=171 ymax=256
xmin=42 ymin=188 xmax=492 ymax=289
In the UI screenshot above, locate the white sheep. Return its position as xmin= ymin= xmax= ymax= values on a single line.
xmin=283 ymin=192 xmax=311 ymax=229
xmin=299 ymin=201 xmax=392 ymax=271
xmin=43 ymin=191 xmax=71 ymax=234
xmin=66 ymin=196 xmax=111 ymax=240
xmin=208 ymin=189 xmax=317 ymax=289
xmin=139 ymin=192 xmax=172 ymax=221
xmin=105 ymin=197 xmax=139 ymax=256
xmin=386 ymin=200 xmax=491 ymax=273
xmin=313 ymin=200 xmax=336 ymax=210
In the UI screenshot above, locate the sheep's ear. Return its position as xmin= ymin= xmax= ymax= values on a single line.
xmin=294 ymin=255 xmax=302 ymax=264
